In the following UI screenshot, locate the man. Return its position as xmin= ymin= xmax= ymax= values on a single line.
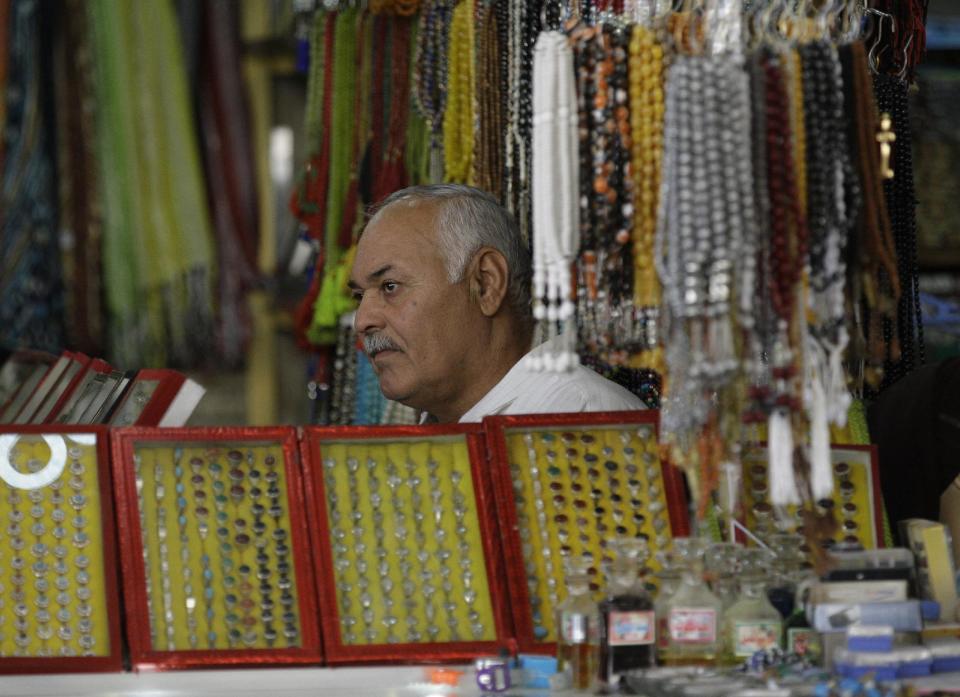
xmin=348 ymin=184 xmax=644 ymax=423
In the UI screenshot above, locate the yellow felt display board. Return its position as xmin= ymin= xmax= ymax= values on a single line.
xmin=0 ymin=434 xmax=111 ymax=657
xmin=133 ymin=442 xmax=302 ymax=651
xmin=320 ymin=436 xmax=497 ymax=645
xmin=504 ymin=423 xmax=675 ymax=642
xmin=741 ymin=445 xmax=880 ymax=549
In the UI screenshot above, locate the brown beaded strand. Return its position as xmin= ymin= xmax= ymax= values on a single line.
xmin=843 ymin=42 xmax=902 ymax=390
xmin=473 ymin=0 xmax=505 ymax=200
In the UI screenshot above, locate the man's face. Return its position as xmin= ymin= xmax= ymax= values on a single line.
xmin=349 ymin=202 xmax=479 ymax=413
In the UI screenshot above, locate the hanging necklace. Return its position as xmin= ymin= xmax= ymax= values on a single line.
xmin=843 ymin=41 xmax=901 ymax=392
xmin=414 ymin=0 xmax=456 ymax=181
xmin=873 ymin=70 xmax=924 ymax=386
xmin=760 ymin=47 xmax=809 ymax=506
xmin=530 ymin=28 xmax=580 ymax=372
xmin=628 ymin=23 xmax=665 ymax=373
xmin=573 ymin=22 xmax=635 ymax=362
xmin=473 ymin=0 xmax=505 ymax=199
xmin=797 ymin=40 xmax=861 ymax=498
xmin=442 ymin=1 xmax=474 ymax=183
xmin=375 ymin=16 xmax=412 ymax=201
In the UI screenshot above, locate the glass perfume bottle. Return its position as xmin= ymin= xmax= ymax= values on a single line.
xmin=652 ymin=547 xmax=681 ymax=661
xmin=720 ymin=548 xmax=783 ymax=665
xmin=598 ymin=538 xmax=656 ymax=688
xmin=766 ymin=533 xmax=805 ymax=618
xmin=555 ymin=556 xmax=601 ymax=690
xmin=656 ymin=537 xmax=722 ymax=666
xmin=704 ymin=541 xmax=742 ymax=611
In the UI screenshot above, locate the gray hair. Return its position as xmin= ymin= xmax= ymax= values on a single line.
xmin=367 ymin=184 xmax=532 ymax=315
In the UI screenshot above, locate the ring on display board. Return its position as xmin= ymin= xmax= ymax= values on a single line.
xmin=739 ymin=443 xmax=884 ymax=550
xmin=0 ymin=425 xmax=123 ymax=673
xmin=110 ymin=427 xmax=322 ymax=670
xmin=482 ymin=410 xmax=690 ymax=655
xmin=300 ymin=424 xmax=514 ymax=664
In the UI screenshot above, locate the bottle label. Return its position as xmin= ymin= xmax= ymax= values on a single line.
xmin=733 ymin=620 xmax=782 ymax=656
xmin=787 ymin=627 xmax=817 ymax=657
xmin=607 ymin=610 xmax=655 ymax=646
xmin=668 ymin=607 xmax=717 ymax=644
xmin=560 ymin=611 xmax=588 ymax=643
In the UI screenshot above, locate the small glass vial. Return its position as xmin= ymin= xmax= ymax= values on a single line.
xmin=556 ymin=556 xmax=601 ymax=690
xmin=720 ymin=549 xmax=782 ymax=665
xmin=599 ymin=538 xmax=656 ymax=688
xmin=652 ymin=547 xmax=682 ymax=661
xmin=656 ymin=537 xmax=722 ymax=666
xmin=783 ymin=579 xmax=821 ymax=662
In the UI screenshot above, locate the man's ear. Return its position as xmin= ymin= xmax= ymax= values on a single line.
xmin=468 ymin=247 xmax=510 ymax=317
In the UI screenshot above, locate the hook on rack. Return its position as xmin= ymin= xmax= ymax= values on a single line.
xmin=893 ymin=33 xmax=914 ymax=83
xmin=865 ymin=8 xmax=895 ymax=75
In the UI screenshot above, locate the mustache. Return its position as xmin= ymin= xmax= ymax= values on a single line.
xmin=362 ymin=333 xmax=401 ymax=356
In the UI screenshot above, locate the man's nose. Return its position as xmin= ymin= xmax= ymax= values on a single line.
xmin=353 ymin=293 xmax=382 ymax=336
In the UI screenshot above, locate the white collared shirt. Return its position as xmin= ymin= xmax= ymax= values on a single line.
xmin=438 ymin=336 xmax=647 ymax=423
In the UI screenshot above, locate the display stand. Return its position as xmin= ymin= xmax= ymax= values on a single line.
xmin=300 ymin=424 xmax=514 ymax=664
xmin=483 ymin=411 xmax=690 ymax=654
xmin=0 ymin=425 xmax=123 ymax=673
xmin=110 ymin=427 xmax=323 ymax=670
xmin=740 ymin=444 xmax=884 ymax=549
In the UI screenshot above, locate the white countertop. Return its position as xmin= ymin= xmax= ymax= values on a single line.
xmin=0 ymin=666 xmax=465 ymax=697
xmin=3 ymin=667 xmax=959 ymax=697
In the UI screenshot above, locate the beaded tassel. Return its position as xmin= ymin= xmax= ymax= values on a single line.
xmin=530 ymin=29 xmax=579 ymax=372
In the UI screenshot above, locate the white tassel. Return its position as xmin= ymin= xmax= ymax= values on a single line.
xmin=827 ymin=340 xmax=851 ymax=426
xmin=809 ymin=377 xmax=833 ymax=500
xmin=531 ymin=32 xmax=580 ymax=374
xmin=804 ymin=338 xmax=834 ymax=500
xmin=768 ymin=410 xmax=800 ymax=506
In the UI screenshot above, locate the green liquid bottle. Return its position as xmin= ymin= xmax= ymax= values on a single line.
xmin=720 ymin=549 xmax=782 ymax=666
xmin=656 ymin=537 xmax=722 ymax=666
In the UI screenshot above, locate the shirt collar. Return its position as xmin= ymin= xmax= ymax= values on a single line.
xmin=420 ymin=336 xmax=557 ymax=424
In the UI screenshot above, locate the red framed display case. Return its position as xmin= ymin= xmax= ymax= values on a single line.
xmin=0 ymin=350 xmax=58 ymax=421
xmin=50 ymin=359 xmax=113 ymax=425
xmin=300 ymin=424 xmax=515 ymax=665
xmin=483 ymin=411 xmax=690 ymax=655
xmin=109 ymin=369 xmax=205 ymax=428
xmin=111 ymin=427 xmax=323 ymax=670
xmin=35 ymin=352 xmax=92 ymax=424
xmin=740 ymin=443 xmax=885 ymax=549
xmin=9 ymin=353 xmax=74 ymax=425
xmin=0 ymin=425 xmax=123 ymax=673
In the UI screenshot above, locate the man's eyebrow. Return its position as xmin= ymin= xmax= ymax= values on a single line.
xmin=347 ymin=264 xmax=394 ymax=290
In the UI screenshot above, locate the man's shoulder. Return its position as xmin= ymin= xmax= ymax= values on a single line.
xmin=505 ymin=361 xmax=646 ymax=414
xmin=458 ymin=339 xmax=649 ymax=422
xmin=562 ymin=363 xmax=647 ymax=410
